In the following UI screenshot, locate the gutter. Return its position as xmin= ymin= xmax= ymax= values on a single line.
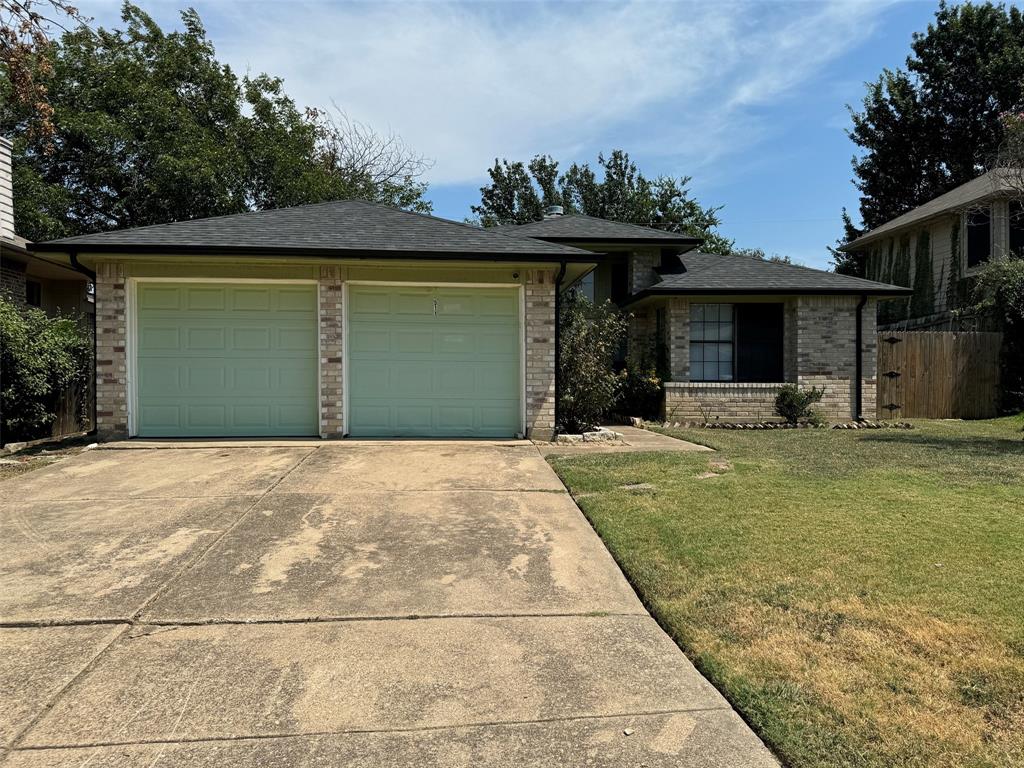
xmin=68 ymin=251 xmax=98 ymax=437
xmin=553 ymin=261 xmax=567 ymax=436
xmin=855 ymin=294 xmax=867 ymax=421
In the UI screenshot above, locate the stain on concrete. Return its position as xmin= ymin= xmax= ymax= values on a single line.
xmin=22 ymin=617 xmax=727 ymax=747
xmin=144 ymin=491 xmax=643 ymax=622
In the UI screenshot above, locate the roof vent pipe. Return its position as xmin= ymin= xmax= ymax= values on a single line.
xmin=543 ymin=205 xmax=564 ymax=218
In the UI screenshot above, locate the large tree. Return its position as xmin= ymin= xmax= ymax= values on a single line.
xmin=843 ymin=1 xmax=1024 ymax=242
xmin=472 ymin=150 xmax=734 ymax=254
xmin=0 ymin=2 xmax=430 ymax=242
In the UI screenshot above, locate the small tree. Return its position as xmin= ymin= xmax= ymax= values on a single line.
xmin=0 ymin=296 xmax=92 ymax=442
xmin=558 ymin=292 xmax=627 ymax=434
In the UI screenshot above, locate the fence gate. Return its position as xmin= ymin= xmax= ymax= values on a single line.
xmin=877 ymin=331 xmax=1002 ymax=419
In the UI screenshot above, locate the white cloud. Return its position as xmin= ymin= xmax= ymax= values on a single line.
xmin=78 ymin=0 xmax=891 ymax=185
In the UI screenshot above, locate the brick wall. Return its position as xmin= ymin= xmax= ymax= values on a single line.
xmin=796 ymin=295 xmax=874 ymax=421
xmin=524 ymin=268 xmax=556 ymax=440
xmin=665 ymin=382 xmax=784 ymax=422
xmin=318 ymin=266 xmax=344 ymax=438
xmin=1 ymin=261 xmax=26 ymax=307
xmin=94 ymin=262 xmax=128 ymax=439
xmin=628 ymin=247 xmax=660 ymax=293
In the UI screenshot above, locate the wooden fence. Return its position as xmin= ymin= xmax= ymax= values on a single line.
xmin=876 ymin=331 xmax=1003 ymax=419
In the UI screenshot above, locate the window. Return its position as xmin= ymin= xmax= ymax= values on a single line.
xmin=25 ymin=280 xmax=41 ymax=308
xmin=690 ymin=303 xmax=785 ymax=383
xmin=966 ymin=208 xmax=991 ymax=268
xmin=690 ymin=304 xmax=734 ymax=381
xmin=571 ymin=271 xmax=595 ymax=302
xmin=1010 ymin=201 xmax=1024 ymax=257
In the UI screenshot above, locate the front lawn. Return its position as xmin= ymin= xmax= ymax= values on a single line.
xmin=548 ymin=417 xmax=1024 ymax=768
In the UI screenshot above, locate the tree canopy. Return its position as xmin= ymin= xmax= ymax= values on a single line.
xmin=843 ymin=1 xmax=1024 ymax=244
xmin=0 ymin=2 xmax=431 ymax=242
xmin=471 ymin=150 xmax=734 ymax=255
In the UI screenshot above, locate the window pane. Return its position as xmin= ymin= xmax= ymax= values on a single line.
xmin=690 ymin=362 xmax=704 ymax=380
xmin=718 ymin=322 xmax=734 ymax=341
xmin=691 ymin=321 xmax=705 ymax=340
xmin=719 ymin=363 xmax=733 ymax=381
xmin=719 ymin=343 xmax=733 ymax=362
xmin=704 ymin=343 xmax=720 ymax=364
xmin=690 ymin=344 xmax=703 ymax=363
xmin=691 ymin=304 xmax=705 ymax=322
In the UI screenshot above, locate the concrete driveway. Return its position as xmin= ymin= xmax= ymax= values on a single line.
xmin=0 ymin=441 xmax=776 ymax=767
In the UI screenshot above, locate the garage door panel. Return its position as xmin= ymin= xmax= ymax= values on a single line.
xmin=348 ymin=285 xmax=520 ymax=437
xmin=136 ymin=283 xmax=317 ymax=437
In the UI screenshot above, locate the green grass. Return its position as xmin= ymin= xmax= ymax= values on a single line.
xmin=548 ymin=416 xmax=1024 ymax=768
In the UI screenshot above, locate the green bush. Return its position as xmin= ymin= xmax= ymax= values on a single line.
xmin=965 ymin=255 xmax=1024 ymax=411
xmin=616 ymin=362 xmax=663 ymax=421
xmin=558 ymin=292 xmax=628 ymax=434
xmin=774 ymin=384 xmax=825 ymax=424
xmin=0 ymin=296 xmax=92 ymax=443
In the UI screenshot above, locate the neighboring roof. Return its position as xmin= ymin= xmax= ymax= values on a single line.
xmin=32 ymin=200 xmax=596 ymax=261
xmin=845 ymin=169 xmax=1013 ymax=250
xmin=624 ymin=252 xmax=911 ymax=304
xmin=499 ymin=214 xmax=702 ymax=247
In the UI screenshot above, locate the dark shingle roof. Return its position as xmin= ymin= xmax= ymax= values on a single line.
xmin=625 ymin=252 xmax=911 ymax=304
xmin=844 ymin=169 xmax=1012 ymax=250
xmin=32 ymin=200 xmax=595 ymax=260
xmin=500 ymin=214 xmax=702 ymax=246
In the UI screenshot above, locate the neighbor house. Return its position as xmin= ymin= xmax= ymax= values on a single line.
xmin=843 ymin=168 xmax=1023 ymax=330
xmin=0 ymin=137 xmax=93 ymax=318
xmin=31 ymin=200 xmax=908 ymax=440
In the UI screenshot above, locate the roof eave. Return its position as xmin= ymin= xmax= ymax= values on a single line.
xmin=30 ymin=242 xmax=598 ymax=262
xmin=621 ymin=286 xmax=913 ymax=307
xmin=525 ymin=235 xmax=702 ymax=248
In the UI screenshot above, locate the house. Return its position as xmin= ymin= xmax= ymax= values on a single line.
xmin=842 ymin=169 xmax=1023 ymax=329
xmin=31 ymin=199 xmax=908 ymax=440
xmin=505 ymin=208 xmax=908 ymax=424
xmin=0 ymin=137 xmax=93 ymax=318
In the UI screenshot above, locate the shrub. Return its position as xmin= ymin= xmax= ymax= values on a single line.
xmin=0 ymin=296 xmax=92 ymax=443
xmin=558 ymin=292 xmax=628 ymax=434
xmin=616 ymin=364 xmax=663 ymax=421
xmin=774 ymin=384 xmax=824 ymax=425
xmin=964 ymin=255 xmax=1024 ymax=412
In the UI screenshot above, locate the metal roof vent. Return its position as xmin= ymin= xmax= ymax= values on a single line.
xmin=543 ymin=205 xmax=564 ymax=218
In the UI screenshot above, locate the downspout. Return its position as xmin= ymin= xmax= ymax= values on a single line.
xmin=69 ymin=251 xmax=98 ymax=436
xmin=855 ymin=293 xmax=867 ymax=421
xmin=553 ymin=261 xmax=567 ymax=437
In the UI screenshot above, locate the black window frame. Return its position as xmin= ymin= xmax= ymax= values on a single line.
xmin=1010 ymin=200 xmax=1024 ymax=257
xmin=689 ymin=302 xmax=785 ymax=384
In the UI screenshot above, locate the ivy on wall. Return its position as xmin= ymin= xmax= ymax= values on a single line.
xmin=946 ymin=217 xmax=967 ymax=311
xmin=910 ymin=229 xmax=934 ymax=318
xmin=879 ymin=235 xmax=912 ymax=325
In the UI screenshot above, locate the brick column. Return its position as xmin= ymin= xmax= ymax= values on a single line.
xmin=318 ymin=266 xmax=344 ymax=438
xmin=95 ymin=262 xmax=128 ymax=440
xmin=525 ymin=269 xmax=556 ymax=440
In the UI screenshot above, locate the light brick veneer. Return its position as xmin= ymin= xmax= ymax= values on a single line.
xmin=796 ymin=295 xmax=877 ymax=421
xmin=665 ymin=382 xmax=784 ymax=422
xmin=525 ymin=269 xmax=557 ymax=440
xmin=318 ymin=266 xmax=344 ymax=437
xmin=95 ymin=262 xmax=128 ymax=439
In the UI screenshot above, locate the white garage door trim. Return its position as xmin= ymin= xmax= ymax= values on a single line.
xmin=125 ymin=277 xmax=321 ymax=438
xmin=343 ymin=281 xmax=526 ymax=438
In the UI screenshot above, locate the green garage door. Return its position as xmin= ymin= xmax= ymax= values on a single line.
xmin=135 ymin=282 xmax=318 ymax=437
xmin=348 ymin=285 xmax=521 ymax=437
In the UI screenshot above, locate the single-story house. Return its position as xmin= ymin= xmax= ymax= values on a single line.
xmin=32 ymin=201 xmax=909 ymax=440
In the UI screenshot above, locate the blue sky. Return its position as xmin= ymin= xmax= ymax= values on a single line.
xmin=80 ymin=0 xmax=946 ymax=269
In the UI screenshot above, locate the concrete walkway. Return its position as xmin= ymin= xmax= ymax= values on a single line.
xmin=0 ymin=442 xmax=774 ymax=767
xmin=537 ymin=425 xmax=712 ymax=456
